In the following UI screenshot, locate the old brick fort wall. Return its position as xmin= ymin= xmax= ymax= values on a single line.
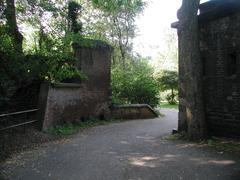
xmin=39 ymin=40 xmax=112 ymax=130
xmin=199 ymin=0 xmax=240 ymax=136
xmin=38 ymin=39 xmax=158 ymax=130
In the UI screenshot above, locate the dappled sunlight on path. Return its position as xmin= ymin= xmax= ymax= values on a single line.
xmin=1 ymin=109 xmax=240 ymax=180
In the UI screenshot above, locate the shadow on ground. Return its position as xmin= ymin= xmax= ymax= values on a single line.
xmin=1 ymin=109 xmax=240 ymax=180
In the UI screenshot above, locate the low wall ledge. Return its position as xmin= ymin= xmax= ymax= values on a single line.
xmin=51 ymin=83 xmax=82 ymax=88
xmin=113 ymin=104 xmax=151 ymax=108
xmin=112 ymin=104 xmax=159 ymax=118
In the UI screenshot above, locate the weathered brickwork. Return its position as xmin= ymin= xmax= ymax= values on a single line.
xmin=39 ymin=83 xmax=111 ymax=130
xmin=38 ymin=39 xmax=158 ymax=130
xmin=199 ymin=1 xmax=240 ymax=136
xmin=74 ymin=40 xmax=112 ymax=92
xmin=111 ymin=104 xmax=158 ymax=120
xmin=39 ymin=40 xmax=112 ymax=130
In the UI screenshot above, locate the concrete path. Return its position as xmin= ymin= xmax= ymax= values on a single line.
xmin=1 ymin=109 xmax=240 ymax=180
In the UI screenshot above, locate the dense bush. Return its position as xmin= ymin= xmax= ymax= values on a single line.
xmin=166 ymin=93 xmax=178 ymax=105
xmin=0 ymin=0 xmax=146 ymax=111
xmin=157 ymin=70 xmax=178 ymax=105
xmin=111 ymin=59 xmax=160 ymax=107
xmin=0 ymin=53 xmax=86 ymax=107
xmin=0 ymin=26 xmax=86 ymax=109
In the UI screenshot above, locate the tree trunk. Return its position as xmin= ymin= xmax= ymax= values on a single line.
xmin=5 ymin=0 xmax=23 ymax=53
xmin=119 ymin=43 xmax=126 ymax=68
xmin=0 ymin=0 xmax=4 ymax=20
xmin=177 ymin=0 xmax=207 ymax=139
xmin=171 ymin=87 xmax=174 ymax=103
xmin=112 ymin=17 xmax=126 ymax=68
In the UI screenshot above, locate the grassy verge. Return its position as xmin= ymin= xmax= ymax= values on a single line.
xmin=162 ymin=133 xmax=187 ymax=141
xmin=204 ymin=137 xmax=240 ymax=154
xmin=163 ymin=134 xmax=240 ymax=155
xmin=48 ymin=118 xmax=122 ymax=135
xmin=160 ymin=102 xmax=179 ymax=109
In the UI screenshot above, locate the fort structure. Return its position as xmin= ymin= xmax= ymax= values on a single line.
xmin=38 ymin=40 xmax=113 ymax=130
xmin=38 ymin=39 xmax=158 ymax=130
xmin=173 ymin=0 xmax=240 ymax=136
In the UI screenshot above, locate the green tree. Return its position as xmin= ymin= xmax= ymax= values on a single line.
xmin=0 ymin=0 xmax=86 ymax=108
xmin=0 ymin=0 xmax=4 ymax=22
xmin=112 ymin=57 xmax=160 ymax=107
xmin=14 ymin=0 xmax=144 ymax=65
xmin=158 ymin=70 xmax=178 ymax=104
xmin=92 ymin=0 xmax=146 ymax=66
xmin=155 ymin=29 xmax=178 ymax=72
xmin=68 ymin=1 xmax=82 ymax=34
xmin=16 ymin=0 xmax=61 ymax=53
xmin=5 ymin=0 xmax=23 ymax=52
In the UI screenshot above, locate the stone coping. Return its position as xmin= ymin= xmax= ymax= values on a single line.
xmin=112 ymin=104 xmax=150 ymax=108
xmin=51 ymin=83 xmax=83 ymax=88
xmin=171 ymin=0 xmax=240 ymax=29
xmin=72 ymin=39 xmax=113 ymax=50
xmin=112 ymin=104 xmax=159 ymax=117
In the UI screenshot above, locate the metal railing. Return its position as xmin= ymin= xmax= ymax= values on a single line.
xmin=0 ymin=108 xmax=39 ymax=150
xmin=0 ymin=109 xmax=39 ymax=132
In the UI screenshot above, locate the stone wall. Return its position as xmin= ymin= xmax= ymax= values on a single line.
xmin=199 ymin=10 xmax=240 ymax=136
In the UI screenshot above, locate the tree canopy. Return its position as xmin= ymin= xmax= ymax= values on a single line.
xmin=0 ymin=0 xmax=161 ymax=110
xmin=112 ymin=58 xmax=160 ymax=107
xmin=158 ymin=70 xmax=178 ymax=104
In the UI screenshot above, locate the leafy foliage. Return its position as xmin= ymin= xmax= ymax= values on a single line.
xmin=0 ymin=0 xmax=5 ymax=22
xmin=158 ymin=70 xmax=178 ymax=104
xmin=24 ymin=54 xmax=86 ymax=83
xmin=0 ymin=0 xmax=149 ymax=110
xmin=112 ymin=58 xmax=160 ymax=107
xmin=48 ymin=118 xmax=123 ymax=135
xmin=0 ymin=27 xmax=24 ymax=106
xmin=0 ymin=23 xmax=85 ymax=108
xmin=91 ymin=0 xmax=146 ymax=65
xmin=68 ymin=1 xmax=82 ymax=33
xmin=158 ymin=70 xmax=178 ymax=91
xmin=155 ymin=29 xmax=178 ymax=72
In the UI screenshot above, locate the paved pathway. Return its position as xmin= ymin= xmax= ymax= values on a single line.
xmin=1 ymin=109 xmax=240 ymax=180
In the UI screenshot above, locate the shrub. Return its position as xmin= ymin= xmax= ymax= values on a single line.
xmin=111 ymin=59 xmax=160 ymax=107
xmin=157 ymin=70 xmax=178 ymax=104
xmin=0 ymin=26 xmax=86 ymax=109
xmin=166 ymin=93 xmax=177 ymax=105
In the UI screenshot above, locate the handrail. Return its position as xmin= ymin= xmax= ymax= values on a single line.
xmin=0 ymin=120 xmax=38 ymax=131
xmin=0 ymin=109 xmax=39 ymax=118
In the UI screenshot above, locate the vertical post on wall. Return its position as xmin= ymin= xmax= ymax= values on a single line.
xmin=37 ymin=82 xmax=50 ymax=131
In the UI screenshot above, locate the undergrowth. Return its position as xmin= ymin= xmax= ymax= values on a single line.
xmin=204 ymin=137 xmax=240 ymax=154
xmin=48 ymin=118 xmax=122 ymax=135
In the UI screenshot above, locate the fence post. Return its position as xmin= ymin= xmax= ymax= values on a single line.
xmin=37 ymin=82 xmax=50 ymax=131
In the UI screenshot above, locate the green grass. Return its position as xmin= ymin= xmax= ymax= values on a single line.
xmin=160 ymin=102 xmax=179 ymax=109
xmin=48 ymin=118 xmax=122 ymax=135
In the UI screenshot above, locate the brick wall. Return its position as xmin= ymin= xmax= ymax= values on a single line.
xmin=74 ymin=40 xmax=112 ymax=92
xmin=200 ymin=12 xmax=240 ymax=136
xmin=39 ymin=83 xmax=111 ymax=130
xmin=39 ymin=40 xmax=112 ymax=130
xmin=111 ymin=104 xmax=158 ymax=120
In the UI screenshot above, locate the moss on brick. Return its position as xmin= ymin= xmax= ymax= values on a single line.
xmin=73 ymin=38 xmax=112 ymax=50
